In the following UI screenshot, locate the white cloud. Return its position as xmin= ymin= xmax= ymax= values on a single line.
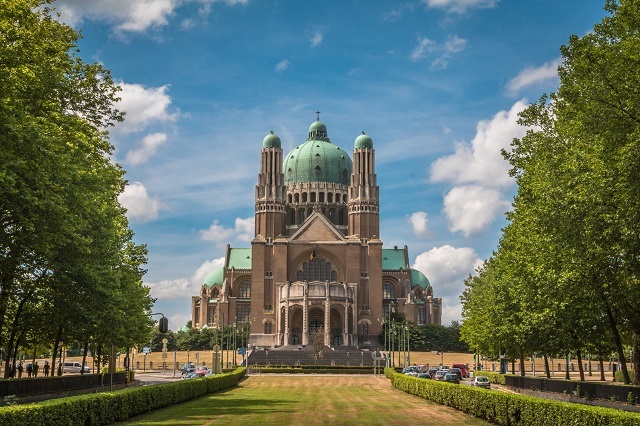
xmin=411 ymin=36 xmax=434 ymax=61
xmin=506 ymin=58 xmax=561 ymax=96
xmin=443 ymin=185 xmax=510 ymax=236
xmin=311 ymin=30 xmax=324 ymax=46
xmin=411 ymin=35 xmax=466 ymax=69
xmin=409 ymin=212 xmax=430 ymax=236
xmin=413 ymin=245 xmax=482 ymax=325
xmin=118 ymin=181 xmax=164 ymax=222
xmin=54 ymin=0 xmax=178 ymax=32
xmin=430 ymin=100 xmax=527 ymax=188
xmin=422 ymin=0 xmax=498 ymax=14
xmin=200 ymin=217 xmax=255 ymax=245
xmin=115 ymin=83 xmax=176 ymax=134
xmin=126 ymin=132 xmax=167 ymax=165
xmin=275 ymin=59 xmax=290 ymax=72
xmin=55 ymin=0 xmax=250 ymax=33
xmin=146 ymin=256 xmax=224 ymax=302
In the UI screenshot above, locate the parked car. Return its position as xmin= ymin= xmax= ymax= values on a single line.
xmin=63 ymin=362 xmax=91 ymax=374
xmin=183 ymin=371 xmax=200 ymax=380
xmin=452 ymin=363 xmax=469 ymax=378
xmin=471 ymin=376 xmax=491 ymax=389
xmin=427 ymin=367 xmax=439 ymax=378
xmin=433 ymin=370 xmax=448 ymax=381
xmin=181 ymin=363 xmax=195 ymax=375
xmin=416 ymin=372 xmax=431 ymax=379
xmin=448 ymin=367 xmax=463 ymax=380
xmin=443 ymin=373 xmax=460 ymax=384
xmin=194 ymin=366 xmax=209 ymax=376
xmin=403 ymin=366 xmax=419 ymax=376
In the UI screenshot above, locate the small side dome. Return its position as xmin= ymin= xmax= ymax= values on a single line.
xmin=354 ymin=131 xmax=373 ymax=149
xmin=410 ymin=268 xmax=431 ymax=290
xmin=262 ymin=131 xmax=281 ymax=148
xmin=204 ymin=267 xmax=224 ymax=288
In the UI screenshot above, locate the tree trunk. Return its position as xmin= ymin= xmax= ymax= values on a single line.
xmin=50 ymin=326 xmax=63 ymax=376
xmin=544 ymin=354 xmax=551 ymax=379
xmin=599 ymin=357 xmax=605 ymax=381
xmin=632 ymin=331 xmax=640 ymax=386
xmin=519 ymin=352 xmax=526 ymax=376
xmin=603 ymin=297 xmax=630 ymax=383
xmin=577 ymin=349 xmax=585 ymax=381
xmin=565 ymin=354 xmax=570 ymax=380
xmin=81 ymin=341 xmax=89 ymax=375
xmin=511 ymin=359 xmax=515 ymax=375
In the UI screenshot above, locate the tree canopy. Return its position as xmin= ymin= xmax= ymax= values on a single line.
xmin=460 ymin=0 xmax=640 ymax=384
xmin=0 ymin=0 xmax=154 ymax=375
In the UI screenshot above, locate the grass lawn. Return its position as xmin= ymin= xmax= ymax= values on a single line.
xmin=121 ymin=375 xmax=489 ymax=425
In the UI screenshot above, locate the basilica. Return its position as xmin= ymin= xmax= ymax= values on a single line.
xmin=191 ymin=117 xmax=441 ymax=349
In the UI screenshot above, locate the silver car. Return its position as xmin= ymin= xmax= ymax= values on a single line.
xmin=471 ymin=375 xmax=491 ymax=389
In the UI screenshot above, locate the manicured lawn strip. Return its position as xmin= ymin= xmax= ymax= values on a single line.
xmin=123 ymin=375 xmax=489 ymax=425
xmin=389 ymin=369 xmax=640 ymax=426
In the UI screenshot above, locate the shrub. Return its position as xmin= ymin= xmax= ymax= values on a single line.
xmin=389 ymin=369 xmax=640 ymax=425
xmin=0 ymin=368 xmax=246 ymax=426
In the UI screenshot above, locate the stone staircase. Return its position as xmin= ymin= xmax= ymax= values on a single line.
xmin=247 ymin=346 xmax=384 ymax=366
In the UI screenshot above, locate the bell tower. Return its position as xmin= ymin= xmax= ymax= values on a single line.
xmin=255 ymin=131 xmax=286 ymax=238
xmin=348 ymin=131 xmax=380 ymax=239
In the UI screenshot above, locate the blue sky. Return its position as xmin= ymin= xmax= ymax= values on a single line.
xmin=53 ymin=0 xmax=607 ymax=330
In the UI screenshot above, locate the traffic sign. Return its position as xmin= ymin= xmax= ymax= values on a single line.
xmin=237 ymin=347 xmax=246 ymax=355
xmin=142 ymin=347 xmax=151 ymax=354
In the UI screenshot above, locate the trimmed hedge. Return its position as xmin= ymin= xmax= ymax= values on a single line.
xmin=0 ymin=368 xmax=246 ymax=426
xmin=615 ymin=371 xmax=636 ymax=383
xmin=390 ymin=370 xmax=640 ymax=425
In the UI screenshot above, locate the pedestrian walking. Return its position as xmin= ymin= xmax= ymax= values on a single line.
xmin=17 ymin=362 xmax=23 ymax=378
xmin=44 ymin=361 xmax=50 ymax=377
xmin=33 ymin=361 xmax=39 ymax=377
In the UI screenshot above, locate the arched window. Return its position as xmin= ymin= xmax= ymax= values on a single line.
xmin=311 ymin=192 xmax=316 ymax=202
xmin=212 ymin=288 xmax=219 ymax=298
xmin=237 ymin=304 xmax=251 ymax=323
xmin=264 ymin=321 xmax=273 ymax=334
xmin=328 ymin=193 xmax=333 ymax=203
xmin=296 ymin=257 xmax=338 ymax=282
xmin=360 ymin=323 xmax=368 ymax=335
xmin=302 ymin=192 xmax=308 ymax=202
xmin=238 ymin=282 xmax=250 ymax=298
xmin=383 ymin=283 xmax=395 ymax=299
xmin=319 ymin=192 xmax=325 ymax=202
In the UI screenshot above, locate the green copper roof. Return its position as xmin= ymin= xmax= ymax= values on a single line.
xmin=382 ymin=248 xmax=408 ymax=270
xmin=262 ymin=131 xmax=281 ymax=148
xmin=354 ymin=131 xmax=373 ymax=149
xmin=284 ymin=121 xmax=352 ymax=185
xmin=411 ymin=268 xmax=431 ymax=290
xmin=203 ymin=267 xmax=224 ymax=289
xmin=228 ymin=248 xmax=252 ymax=269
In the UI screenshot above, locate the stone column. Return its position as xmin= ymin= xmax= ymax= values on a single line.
xmin=324 ymin=282 xmax=330 ymax=346
xmin=284 ymin=282 xmax=290 ymax=345
xmin=302 ymin=282 xmax=309 ymax=346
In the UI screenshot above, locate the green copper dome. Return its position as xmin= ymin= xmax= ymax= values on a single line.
xmin=262 ymin=131 xmax=281 ymax=148
xmin=204 ymin=267 xmax=224 ymax=289
xmin=284 ymin=121 xmax=352 ymax=185
xmin=410 ymin=268 xmax=431 ymax=290
xmin=354 ymin=131 xmax=373 ymax=149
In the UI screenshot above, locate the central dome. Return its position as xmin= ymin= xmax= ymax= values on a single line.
xmin=283 ymin=121 xmax=352 ymax=185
